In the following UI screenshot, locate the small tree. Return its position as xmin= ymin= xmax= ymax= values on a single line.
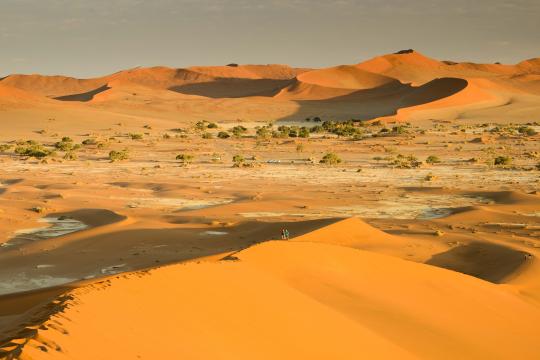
xmin=231 ymin=126 xmax=248 ymax=138
xmin=256 ymin=126 xmax=271 ymax=140
xmin=109 ymin=149 xmax=129 ymax=162
xmin=425 ymin=155 xmax=441 ymax=164
xmin=232 ymin=154 xmax=245 ymax=167
xmin=320 ymin=152 xmax=342 ymax=165
xmin=176 ymin=153 xmax=194 ymax=165
xmin=129 ymin=133 xmax=144 ymax=140
xmin=217 ymin=131 xmax=230 ymax=139
xmin=494 ymin=155 xmax=512 ymax=166
xmin=298 ymin=127 xmax=310 ymax=138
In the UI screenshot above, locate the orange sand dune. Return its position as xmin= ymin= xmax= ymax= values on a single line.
xmin=296 ymin=65 xmax=398 ymax=90
xmin=385 ymin=78 xmax=510 ymax=122
xmin=0 ymin=74 xmax=105 ymax=98
xmin=187 ymin=64 xmax=308 ymax=80
xmin=356 ymin=50 xmax=445 ymax=85
xmin=5 ymin=228 xmax=539 ymax=359
xmin=0 ymin=83 xmax=56 ymax=108
xmin=1 ymin=51 xmax=539 ymax=122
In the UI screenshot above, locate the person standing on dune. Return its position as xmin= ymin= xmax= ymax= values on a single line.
xmin=280 ymin=229 xmax=286 ymax=240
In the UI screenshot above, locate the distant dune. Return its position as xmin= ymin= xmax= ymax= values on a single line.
xmin=0 ymin=50 xmax=539 ymax=123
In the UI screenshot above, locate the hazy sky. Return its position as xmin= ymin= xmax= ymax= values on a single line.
xmin=1 ymin=0 xmax=539 ymax=78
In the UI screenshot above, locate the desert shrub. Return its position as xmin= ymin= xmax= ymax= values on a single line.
xmin=61 ymin=136 xmax=73 ymax=143
xmin=109 ymin=149 xmax=129 ymax=162
xmin=217 ymin=131 xmax=230 ymax=139
xmin=129 ymin=133 xmax=143 ymax=140
xmin=319 ymin=152 xmax=342 ymax=165
xmin=494 ymin=155 xmax=512 ymax=166
xmin=296 ymin=144 xmax=304 ymax=152
xmin=256 ymin=126 xmax=272 ymax=140
xmin=310 ymin=125 xmax=324 ymax=133
xmin=202 ymin=132 xmax=213 ymax=139
xmin=176 ymin=154 xmax=194 ymax=165
xmin=518 ymin=126 xmax=537 ymax=136
xmin=55 ymin=139 xmax=80 ymax=151
xmin=15 ymin=143 xmax=53 ymax=158
xmin=298 ymin=127 xmax=310 ymax=138
xmin=425 ymin=155 xmax=441 ymax=164
xmin=392 ymin=126 xmax=408 ymax=135
xmin=232 ymin=154 xmax=245 ymax=167
xmin=63 ymin=151 xmax=78 ymax=160
xmin=82 ymin=138 xmax=98 ymax=146
xmin=162 ymin=133 xmax=171 ymax=139
xmin=231 ymin=125 xmax=248 ymax=138
xmin=0 ymin=144 xmax=12 ymax=152
xmin=143 ymin=124 xmax=152 ymax=129
xmin=390 ymin=154 xmax=422 ymax=168
xmin=207 ymin=122 xmax=218 ymax=129
xmin=536 ymin=163 xmax=540 ymax=171
xmin=195 ymin=121 xmax=207 ymax=130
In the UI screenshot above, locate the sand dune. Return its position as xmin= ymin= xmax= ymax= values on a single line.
xmin=1 ymin=51 xmax=539 ymax=122
xmin=2 ymin=217 xmax=539 ymax=359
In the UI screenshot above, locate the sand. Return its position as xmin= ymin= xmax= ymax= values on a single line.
xmin=0 ymin=50 xmax=539 ymax=359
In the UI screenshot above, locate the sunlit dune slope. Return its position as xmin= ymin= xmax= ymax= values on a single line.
xmin=5 ymin=219 xmax=540 ymax=360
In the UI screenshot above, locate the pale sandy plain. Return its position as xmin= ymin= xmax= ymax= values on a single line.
xmin=0 ymin=50 xmax=539 ymax=359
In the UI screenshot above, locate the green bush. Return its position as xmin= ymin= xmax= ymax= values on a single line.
xmin=298 ymin=127 xmax=310 ymax=138
xmin=494 ymin=155 xmax=512 ymax=166
xmin=55 ymin=140 xmax=80 ymax=151
xmin=319 ymin=152 xmax=342 ymax=165
xmin=0 ymin=144 xmax=12 ymax=152
xmin=256 ymin=126 xmax=272 ymax=139
xmin=176 ymin=153 xmax=194 ymax=165
xmin=129 ymin=133 xmax=143 ymax=140
xmin=231 ymin=126 xmax=248 ymax=138
xmin=518 ymin=126 xmax=537 ymax=136
xmin=82 ymin=138 xmax=98 ymax=146
xmin=14 ymin=143 xmax=53 ymax=158
xmin=109 ymin=149 xmax=129 ymax=162
xmin=390 ymin=154 xmax=422 ymax=168
xmin=63 ymin=151 xmax=78 ymax=160
xmin=217 ymin=131 xmax=230 ymax=139
xmin=425 ymin=155 xmax=441 ymax=164
xmin=232 ymin=154 xmax=245 ymax=167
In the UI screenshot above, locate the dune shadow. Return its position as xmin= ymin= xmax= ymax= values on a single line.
xmin=275 ymin=77 xmax=468 ymax=122
xmin=170 ymin=78 xmax=293 ymax=98
xmin=426 ymin=241 xmax=530 ymax=283
xmin=54 ymin=84 xmax=110 ymax=102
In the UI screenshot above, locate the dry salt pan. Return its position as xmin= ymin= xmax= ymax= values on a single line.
xmin=202 ymin=231 xmax=228 ymax=235
xmin=0 ymin=273 xmax=76 ymax=295
xmin=5 ymin=217 xmax=88 ymax=247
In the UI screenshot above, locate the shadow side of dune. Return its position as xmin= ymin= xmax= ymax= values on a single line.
xmin=426 ymin=241 xmax=530 ymax=283
xmin=169 ymin=78 xmax=293 ymax=98
xmin=54 ymin=84 xmax=110 ymax=102
xmin=274 ymin=77 xmax=468 ymax=121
